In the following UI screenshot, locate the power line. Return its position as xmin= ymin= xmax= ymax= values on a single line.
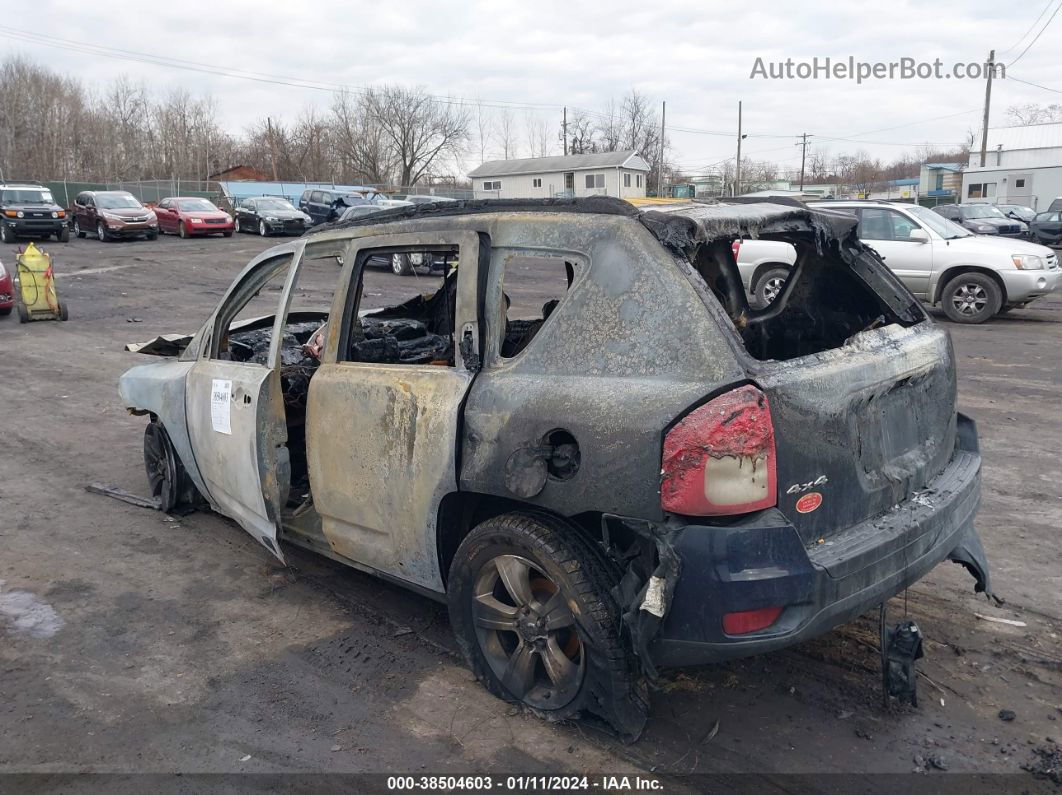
xmin=1007 ymin=74 xmax=1062 ymax=94
xmin=999 ymin=0 xmax=1056 ymax=55
xmin=1007 ymin=0 xmax=1062 ymax=66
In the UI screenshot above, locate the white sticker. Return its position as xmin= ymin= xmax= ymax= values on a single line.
xmin=210 ymin=379 xmax=232 ymax=434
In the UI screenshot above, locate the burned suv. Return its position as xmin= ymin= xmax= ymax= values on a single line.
xmin=118 ymin=197 xmax=991 ymax=737
xmin=0 ymin=182 xmax=69 ymax=243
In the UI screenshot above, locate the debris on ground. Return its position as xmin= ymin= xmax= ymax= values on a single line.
xmin=974 ymin=613 xmax=1027 ymax=628
xmin=998 ymin=709 xmax=1017 ymax=722
xmin=1023 ymin=743 xmax=1061 ymax=784
xmin=86 ymin=483 xmax=159 ymax=510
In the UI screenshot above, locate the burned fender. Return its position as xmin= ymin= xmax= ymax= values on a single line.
xmin=948 ymin=522 xmax=998 ymax=603
xmin=605 ymin=515 xmax=681 ymax=680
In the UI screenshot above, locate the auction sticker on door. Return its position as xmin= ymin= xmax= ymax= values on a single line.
xmin=210 ymin=379 xmax=231 ymax=434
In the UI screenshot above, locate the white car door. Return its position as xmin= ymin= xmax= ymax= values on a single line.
xmin=856 ymin=207 xmax=934 ymax=298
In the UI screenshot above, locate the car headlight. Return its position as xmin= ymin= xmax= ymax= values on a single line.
xmin=51 ymin=211 xmax=58 ymax=218
xmin=16 ymin=211 xmax=23 ymax=218
xmin=1012 ymin=254 xmax=1045 ymax=270
xmin=190 ymin=217 xmax=203 ymax=224
xmin=973 ymin=223 xmax=996 ymax=233
xmin=265 ymin=216 xmax=278 ymax=221
xmin=101 ymin=211 xmax=120 ymax=220
xmin=146 ymin=211 xmax=157 ymax=221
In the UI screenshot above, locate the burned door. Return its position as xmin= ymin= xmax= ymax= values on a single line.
xmin=305 ymin=231 xmax=485 ymax=591
xmin=185 ymin=245 xmax=304 ymax=560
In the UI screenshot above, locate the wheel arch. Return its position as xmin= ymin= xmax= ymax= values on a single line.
xmin=932 ymin=265 xmax=1008 ymax=306
xmin=435 ymin=491 xmax=622 ymax=590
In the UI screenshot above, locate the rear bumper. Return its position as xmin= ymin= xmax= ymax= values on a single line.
xmin=650 ymin=413 xmax=987 ymax=669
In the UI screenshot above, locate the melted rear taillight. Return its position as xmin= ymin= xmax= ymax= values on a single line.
xmin=731 ymin=239 xmax=741 ymax=260
xmin=661 ymin=385 xmax=777 ymax=516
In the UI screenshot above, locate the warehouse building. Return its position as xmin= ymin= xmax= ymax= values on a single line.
xmin=468 ymin=151 xmax=650 ymax=200
xmin=962 ymin=122 xmax=1062 ymax=210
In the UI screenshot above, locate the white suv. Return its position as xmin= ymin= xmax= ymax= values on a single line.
xmin=736 ymin=200 xmax=1061 ymax=323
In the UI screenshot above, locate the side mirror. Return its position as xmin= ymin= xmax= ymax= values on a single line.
xmin=908 ymin=228 xmax=930 ymax=243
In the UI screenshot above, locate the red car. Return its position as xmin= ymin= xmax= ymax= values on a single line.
xmin=0 ymin=257 xmax=14 ymax=315
xmin=154 ymin=197 xmax=234 ymax=238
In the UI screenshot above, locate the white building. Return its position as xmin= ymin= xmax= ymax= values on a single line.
xmin=962 ymin=122 xmax=1062 ymax=209
xmin=468 ymin=151 xmax=650 ymax=200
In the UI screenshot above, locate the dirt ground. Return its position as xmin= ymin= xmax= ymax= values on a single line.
xmin=1 ymin=230 xmax=1060 ymax=786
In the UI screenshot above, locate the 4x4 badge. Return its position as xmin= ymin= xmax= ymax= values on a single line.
xmin=786 ymin=475 xmax=828 ymax=494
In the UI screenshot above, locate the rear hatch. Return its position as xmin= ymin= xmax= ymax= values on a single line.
xmin=754 ymin=323 xmax=957 ymax=545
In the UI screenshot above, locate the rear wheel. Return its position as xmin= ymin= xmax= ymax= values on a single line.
xmin=448 ymin=513 xmax=648 ymax=738
xmin=391 ymin=253 xmax=413 ymax=275
xmin=57 ymin=227 xmax=70 ymax=242
xmin=753 ymin=266 xmax=790 ymax=307
xmin=940 ymin=272 xmax=1002 ymax=324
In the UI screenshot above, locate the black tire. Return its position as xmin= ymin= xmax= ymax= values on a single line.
xmin=391 ymin=253 xmax=413 ymax=275
xmin=448 ymin=513 xmax=648 ymax=738
xmin=753 ymin=265 xmax=790 ymax=308
xmin=58 ymin=301 xmax=69 ymax=321
xmin=146 ymin=229 xmax=158 ymax=241
xmin=0 ymin=224 xmax=13 ymax=244
xmin=57 ymin=227 xmax=70 ymax=243
xmin=17 ymin=303 xmax=29 ymax=323
xmin=0 ymin=305 xmax=10 ymax=316
xmin=143 ymin=421 xmax=199 ymax=514
xmin=178 ymin=222 xmax=188 ymax=239
xmin=940 ymin=272 xmax=1002 ymax=324
xmin=73 ymin=218 xmax=86 ymax=238
xmin=234 ymin=217 xmax=242 ymax=233
xmin=259 ymin=220 xmax=269 ymax=237
xmin=97 ymin=221 xmax=110 ymax=242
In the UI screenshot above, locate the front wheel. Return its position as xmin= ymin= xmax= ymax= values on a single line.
xmin=753 ymin=266 xmax=790 ymax=307
xmin=178 ymin=222 xmax=188 ymax=239
xmin=73 ymin=218 xmax=86 ymax=238
xmin=57 ymin=227 xmax=70 ymax=242
xmin=259 ymin=220 xmax=269 ymax=237
xmin=234 ymin=217 xmax=241 ymax=233
xmin=97 ymin=221 xmax=109 ymax=242
xmin=940 ymin=272 xmax=1002 ymax=324
xmin=447 ymin=513 xmax=648 ymax=738
xmin=0 ymin=224 xmax=13 ymax=244
xmin=391 ymin=253 xmax=413 ymax=275
xmin=143 ymin=422 xmax=198 ymax=514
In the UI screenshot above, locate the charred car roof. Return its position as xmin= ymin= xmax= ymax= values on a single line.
xmin=314 ymin=195 xmax=861 ymax=253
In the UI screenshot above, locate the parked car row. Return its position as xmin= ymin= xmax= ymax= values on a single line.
xmin=736 ymin=199 xmax=1061 ymax=323
xmin=1 ymin=182 xmax=460 ymax=246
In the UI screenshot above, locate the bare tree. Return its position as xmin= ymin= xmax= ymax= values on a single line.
xmin=1005 ymin=102 xmax=1062 ymax=126
xmin=366 ymin=85 xmax=470 ymax=186
xmin=494 ymin=107 xmax=518 ymax=159
xmin=473 ymin=99 xmax=492 ymax=164
xmin=567 ymin=110 xmax=597 ymax=154
xmin=524 ymin=112 xmax=552 ymax=158
xmin=331 ymin=89 xmax=394 ymax=184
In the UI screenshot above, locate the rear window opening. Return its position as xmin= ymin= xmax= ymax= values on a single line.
xmin=689 ymin=235 xmax=925 ymax=362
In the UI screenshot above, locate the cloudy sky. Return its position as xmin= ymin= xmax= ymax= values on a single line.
xmin=5 ymin=0 xmax=1062 ymax=175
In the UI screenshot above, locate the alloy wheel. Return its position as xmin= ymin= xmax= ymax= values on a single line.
xmin=143 ymin=423 xmax=179 ymax=513
xmin=471 ymin=554 xmax=584 ymax=709
xmin=97 ymin=222 xmax=106 ymax=241
xmin=762 ymin=276 xmax=786 ymax=304
xmin=951 ymin=283 xmax=988 ymax=317
xmin=259 ymin=220 xmax=267 ymax=237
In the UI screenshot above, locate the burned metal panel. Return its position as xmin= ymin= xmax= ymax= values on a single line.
xmin=306 ymin=364 xmax=472 ymax=590
xmin=303 ymin=230 xmax=482 ymax=592
xmin=180 ymin=243 xmax=308 ymax=560
xmin=460 ymin=215 xmax=746 ymax=521
xmin=118 ymin=358 xmax=205 ymax=497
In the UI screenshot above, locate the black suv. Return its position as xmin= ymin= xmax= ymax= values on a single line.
xmin=299 ymin=189 xmax=373 ymax=225
xmin=0 ymin=183 xmax=69 ymax=243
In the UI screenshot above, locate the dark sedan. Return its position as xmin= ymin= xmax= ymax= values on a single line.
xmin=933 ymin=203 xmax=1028 ymax=237
xmin=234 ymin=197 xmax=312 ymax=237
xmin=1031 ymin=211 xmax=1062 ymax=246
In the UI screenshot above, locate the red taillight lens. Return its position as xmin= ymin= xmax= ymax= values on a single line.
xmin=661 ymin=385 xmax=777 ymax=516
xmin=722 ymin=606 xmax=783 ymax=635
xmin=731 ymin=239 xmax=741 ymax=260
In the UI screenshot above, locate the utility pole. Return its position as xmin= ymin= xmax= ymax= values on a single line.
xmin=979 ymin=49 xmax=995 ymax=167
xmin=734 ymin=101 xmax=743 ymax=197
xmin=658 ymin=100 xmax=666 ymax=197
xmin=798 ymin=132 xmax=810 ymax=190
xmin=562 ymin=106 xmax=568 ymax=156
xmin=266 ymin=116 xmax=279 ymax=181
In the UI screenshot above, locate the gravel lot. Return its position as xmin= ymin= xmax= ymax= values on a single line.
xmin=1 ymin=231 xmax=1060 ymax=783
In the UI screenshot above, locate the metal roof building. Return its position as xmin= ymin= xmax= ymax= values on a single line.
xmin=468 ymin=150 xmax=650 ymax=200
